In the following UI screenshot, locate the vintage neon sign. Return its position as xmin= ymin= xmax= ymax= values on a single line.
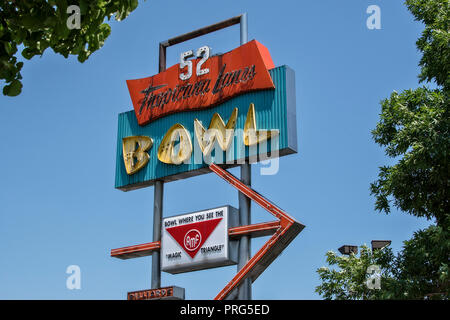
xmin=116 ymin=41 xmax=296 ymax=191
xmin=126 ymin=40 xmax=275 ymax=126
xmin=122 ymin=103 xmax=279 ymax=172
xmin=113 ymin=17 xmax=302 ymax=301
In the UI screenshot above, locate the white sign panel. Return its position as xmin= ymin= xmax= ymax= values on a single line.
xmin=161 ymin=205 xmax=238 ymax=274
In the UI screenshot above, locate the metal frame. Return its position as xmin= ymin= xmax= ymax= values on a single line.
xmin=112 ymin=241 xmax=161 ymax=259
xmin=158 ymin=14 xmax=246 ymax=73
xmin=111 ymin=221 xmax=280 ymax=260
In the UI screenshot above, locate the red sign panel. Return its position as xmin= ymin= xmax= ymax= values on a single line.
xmin=126 ymin=40 xmax=275 ymax=126
xmin=165 ymin=217 xmax=222 ymax=259
xmin=127 ymin=286 xmax=183 ymax=300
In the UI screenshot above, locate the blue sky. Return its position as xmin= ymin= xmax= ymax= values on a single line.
xmin=0 ymin=0 xmax=433 ymax=299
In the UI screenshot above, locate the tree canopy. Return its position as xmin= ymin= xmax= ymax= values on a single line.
xmin=316 ymin=245 xmax=398 ymax=300
xmin=316 ymin=226 xmax=449 ymax=299
xmin=0 ymin=0 xmax=141 ymax=96
xmin=318 ymin=0 xmax=449 ymax=300
xmin=370 ymin=0 xmax=449 ymax=227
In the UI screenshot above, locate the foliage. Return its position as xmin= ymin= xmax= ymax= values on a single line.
xmin=317 ymin=0 xmax=449 ymax=300
xmin=370 ymin=87 xmax=448 ymax=225
xmin=0 ymin=0 xmax=141 ymax=96
xmin=405 ymin=0 xmax=449 ymax=90
xmin=316 ymin=245 xmax=397 ymax=300
xmin=370 ymin=0 xmax=449 ymax=227
xmin=393 ymin=224 xmax=449 ymax=299
xmin=316 ymin=225 xmax=449 ymax=300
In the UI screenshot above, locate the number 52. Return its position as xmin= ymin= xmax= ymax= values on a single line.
xmin=179 ymin=46 xmax=211 ymax=81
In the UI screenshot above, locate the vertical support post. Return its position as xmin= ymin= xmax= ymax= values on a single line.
xmin=151 ymin=180 xmax=163 ymax=289
xmin=159 ymin=43 xmax=167 ymax=73
xmin=238 ymin=163 xmax=252 ymax=300
xmin=237 ymin=12 xmax=251 ymax=301
xmin=240 ymin=13 xmax=248 ymax=45
xmin=152 ymin=36 xmax=167 ymax=291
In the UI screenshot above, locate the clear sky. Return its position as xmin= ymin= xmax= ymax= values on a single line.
xmin=0 ymin=0 xmax=432 ymax=299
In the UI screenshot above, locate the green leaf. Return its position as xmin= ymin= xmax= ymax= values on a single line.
xmin=1 ymin=0 xmax=143 ymax=96
xmin=3 ymin=80 xmax=23 ymax=97
xmin=4 ymin=42 xmax=17 ymax=56
xmin=22 ymin=48 xmax=37 ymax=60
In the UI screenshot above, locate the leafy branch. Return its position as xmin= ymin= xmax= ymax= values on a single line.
xmin=0 ymin=0 xmax=141 ymax=96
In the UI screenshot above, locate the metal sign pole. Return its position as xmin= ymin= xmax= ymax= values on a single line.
xmin=151 ymin=180 xmax=163 ymax=289
xmin=238 ymin=163 xmax=251 ymax=299
xmin=237 ymin=13 xmax=252 ymax=301
xmin=150 ymin=49 xmax=168 ymax=290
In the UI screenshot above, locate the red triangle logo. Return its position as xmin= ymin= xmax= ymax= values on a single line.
xmin=166 ymin=218 xmax=223 ymax=259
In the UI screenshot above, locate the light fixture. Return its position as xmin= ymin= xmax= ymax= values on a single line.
xmin=371 ymin=240 xmax=391 ymax=251
xmin=338 ymin=245 xmax=358 ymax=255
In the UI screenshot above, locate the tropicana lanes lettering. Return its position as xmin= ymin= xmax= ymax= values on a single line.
xmin=139 ymin=63 xmax=256 ymax=115
xmin=126 ymin=40 xmax=275 ymax=126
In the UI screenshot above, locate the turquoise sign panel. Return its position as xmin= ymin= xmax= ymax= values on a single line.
xmin=115 ymin=66 xmax=297 ymax=191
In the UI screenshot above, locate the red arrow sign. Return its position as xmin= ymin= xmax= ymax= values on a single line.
xmin=165 ymin=217 xmax=223 ymax=259
xmin=209 ymin=163 xmax=305 ymax=300
xmin=110 ymin=165 xmax=304 ymax=300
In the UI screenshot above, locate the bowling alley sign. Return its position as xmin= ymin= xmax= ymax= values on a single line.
xmin=112 ymin=37 xmax=302 ymax=299
xmin=115 ymin=40 xmax=297 ymax=191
